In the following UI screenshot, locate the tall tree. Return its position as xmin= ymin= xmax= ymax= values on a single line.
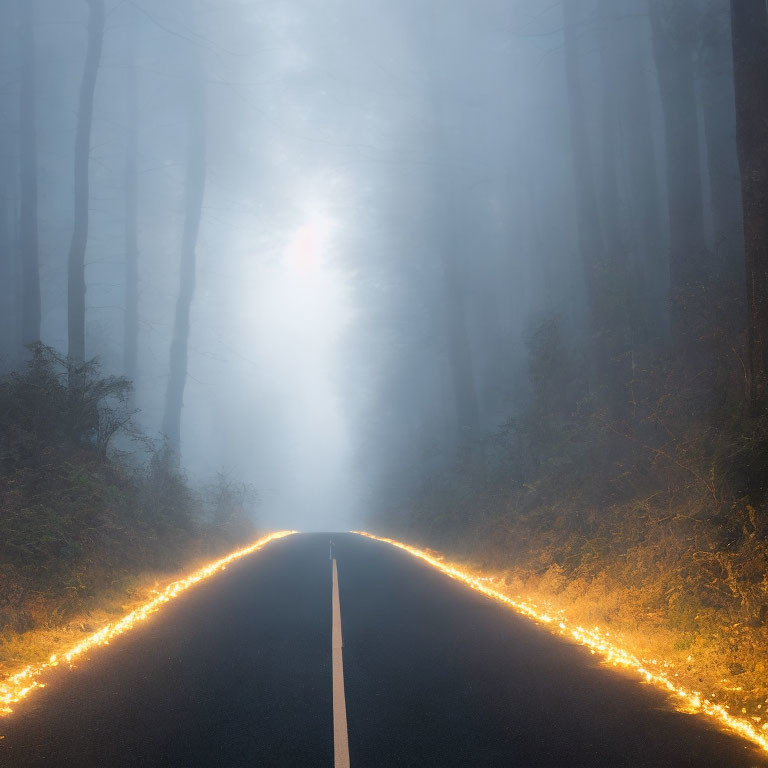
xmin=67 ymin=0 xmax=104 ymax=361
xmin=123 ymin=20 xmax=139 ymax=387
xmin=0 ymin=150 xmax=16 ymax=368
xmin=698 ymin=0 xmax=743 ymax=283
xmin=19 ymin=0 xmax=40 ymax=349
xmin=0 ymin=1 xmax=19 ymax=366
xmin=162 ymin=42 xmax=207 ymax=451
xmin=433 ymin=122 xmax=481 ymax=454
xmin=439 ymin=195 xmax=480 ymax=450
xmin=648 ymin=0 xmax=707 ymax=340
xmin=730 ymin=0 xmax=768 ymax=409
xmin=419 ymin=2 xmax=481 ymax=456
xmin=562 ymin=2 xmax=607 ymax=310
xmin=562 ymin=1 xmax=630 ymax=407
xmin=619 ymin=1 xmax=667 ymax=339
xmin=596 ymin=1 xmax=633 ymax=348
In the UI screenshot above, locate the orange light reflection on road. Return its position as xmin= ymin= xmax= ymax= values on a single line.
xmin=0 ymin=530 xmax=296 ymax=717
xmin=353 ymin=530 xmax=768 ymax=756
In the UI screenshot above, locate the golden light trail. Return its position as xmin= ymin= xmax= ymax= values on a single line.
xmin=353 ymin=531 xmax=768 ymax=756
xmin=0 ymin=530 xmax=296 ymax=717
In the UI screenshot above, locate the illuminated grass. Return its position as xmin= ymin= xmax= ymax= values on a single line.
xmin=353 ymin=530 xmax=768 ymax=755
xmin=0 ymin=530 xmax=296 ymax=717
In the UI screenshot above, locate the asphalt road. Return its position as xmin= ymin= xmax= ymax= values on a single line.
xmin=1 ymin=532 xmax=766 ymax=767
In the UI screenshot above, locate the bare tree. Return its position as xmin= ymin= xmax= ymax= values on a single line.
xmin=730 ymin=0 xmax=768 ymax=408
xmin=596 ymin=1 xmax=633 ymax=351
xmin=440 ymin=208 xmax=480 ymax=451
xmin=619 ymin=1 xmax=667 ymax=339
xmin=162 ymin=41 xmax=207 ymax=451
xmin=0 ymin=2 xmax=20 ymax=365
xmin=563 ymin=1 xmax=631 ymax=407
xmin=67 ymin=0 xmax=104 ymax=361
xmin=562 ymin=2 xmax=607 ymax=312
xmin=429 ymin=84 xmax=480 ymax=455
xmin=123 ymin=19 xmax=139 ymax=387
xmin=19 ymin=0 xmax=40 ymax=349
xmin=698 ymin=0 xmax=743 ymax=283
xmin=648 ymin=0 xmax=707 ymax=341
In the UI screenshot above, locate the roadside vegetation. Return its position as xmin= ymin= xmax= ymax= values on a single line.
xmin=0 ymin=344 xmax=258 ymax=674
xmin=375 ymin=307 xmax=768 ymax=723
xmin=366 ymin=3 xmax=768 ymax=727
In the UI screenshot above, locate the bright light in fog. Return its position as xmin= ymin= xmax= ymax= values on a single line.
xmin=231 ymin=201 xmax=356 ymax=531
xmin=277 ymin=207 xmax=348 ymax=346
xmin=285 ymin=212 xmax=335 ymax=275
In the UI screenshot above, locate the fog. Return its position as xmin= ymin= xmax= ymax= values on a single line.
xmin=0 ymin=0 xmax=747 ymax=534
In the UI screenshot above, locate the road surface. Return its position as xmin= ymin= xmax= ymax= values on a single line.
xmin=1 ymin=533 xmax=766 ymax=767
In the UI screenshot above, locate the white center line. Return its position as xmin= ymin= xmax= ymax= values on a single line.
xmin=331 ymin=558 xmax=350 ymax=768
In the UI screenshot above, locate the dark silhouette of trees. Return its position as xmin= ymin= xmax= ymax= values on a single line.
xmin=649 ymin=0 xmax=707 ymax=342
xmin=418 ymin=3 xmax=481 ymax=458
xmin=730 ymin=0 xmax=768 ymax=410
xmin=698 ymin=0 xmax=743 ymax=284
xmin=617 ymin=3 xmax=667 ymax=341
xmin=562 ymin=2 xmax=608 ymax=340
xmin=162 ymin=40 xmax=207 ymax=451
xmin=0 ymin=3 xmax=20 ymax=365
xmin=19 ymin=0 xmax=40 ymax=351
xmin=67 ymin=0 xmax=104 ymax=361
xmin=123 ymin=20 xmax=139 ymax=390
xmin=563 ymin=1 xmax=631 ymax=409
xmin=440 ymin=214 xmax=481 ymax=450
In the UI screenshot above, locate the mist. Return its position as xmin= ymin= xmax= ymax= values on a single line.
xmin=1 ymin=0 xmax=756 ymax=538
xmin=5 ymin=0 xmax=768 ymax=761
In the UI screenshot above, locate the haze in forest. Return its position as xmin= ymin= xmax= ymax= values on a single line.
xmin=0 ymin=0 xmax=763 ymax=538
xmin=6 ymin=1 xmax=768 ymax=740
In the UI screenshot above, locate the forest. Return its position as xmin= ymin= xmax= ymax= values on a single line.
xmin=1 ymin=0 xmax=768 ymax=731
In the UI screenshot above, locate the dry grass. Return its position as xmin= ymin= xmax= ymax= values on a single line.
xmin=446 ymin=549 xmax=768 ymax=729
xmin=0 ymin=566 xmax=186 ymax=679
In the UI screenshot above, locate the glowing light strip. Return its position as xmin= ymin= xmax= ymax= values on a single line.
xmin=0 ymin=530 xmax=297 ymax=716
xmin=353 ymin=531 xmax=768 ymax=755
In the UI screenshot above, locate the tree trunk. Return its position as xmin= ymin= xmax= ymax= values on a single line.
xmin=597 ymin=2 xmax=628 ymax=264
xmin=648 ymin=0 xmax=707 ymax=341
xmin=431 ymin=109 xmax=480 ymax=453
xmin=698 ymin=0 xmax=743 ymax=284
xmin=0 ymin=0 xmax=18 ymax=367
xmin=620 ymin=1 xmax=667 ymax=341
xmin=526 ymin=178 xmax=552 ymax=311
xmin=162 ymin=47 xmax=207 ymax=451
xmin=562 ymin=2 xmax=620 ymax=400
xmin=562 ymin=2 xmax=607 ymax=312
xmin=19 ymin=0 xmax=40 ymax=349
xmin=440 ymin=226 xmax=480 ymax=450
xmin=67 ymin=0 xmax=104 ymax=361
xmin=0 ymin=151 xmax=15 ymax=368
xmin=597 ymin=1 xmax=633 ymax=352
xmin=730 ymin=0 xmax=768 ymax=409
xmin=123 ymin=23 xmax=139 ymax=387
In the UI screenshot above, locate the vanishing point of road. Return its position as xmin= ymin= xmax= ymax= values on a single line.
xmin=1 ymin=533 xmax=766 ymax=767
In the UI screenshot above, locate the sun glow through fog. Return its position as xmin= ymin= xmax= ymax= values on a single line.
xmin=285 ymin=212 xmax=335 ymax=275
xmin=229 ymin=199 xmax=357 ymax=531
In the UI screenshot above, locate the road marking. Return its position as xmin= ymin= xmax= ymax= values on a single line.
xmin=331 ymin=558 xmax=350 ymax=768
